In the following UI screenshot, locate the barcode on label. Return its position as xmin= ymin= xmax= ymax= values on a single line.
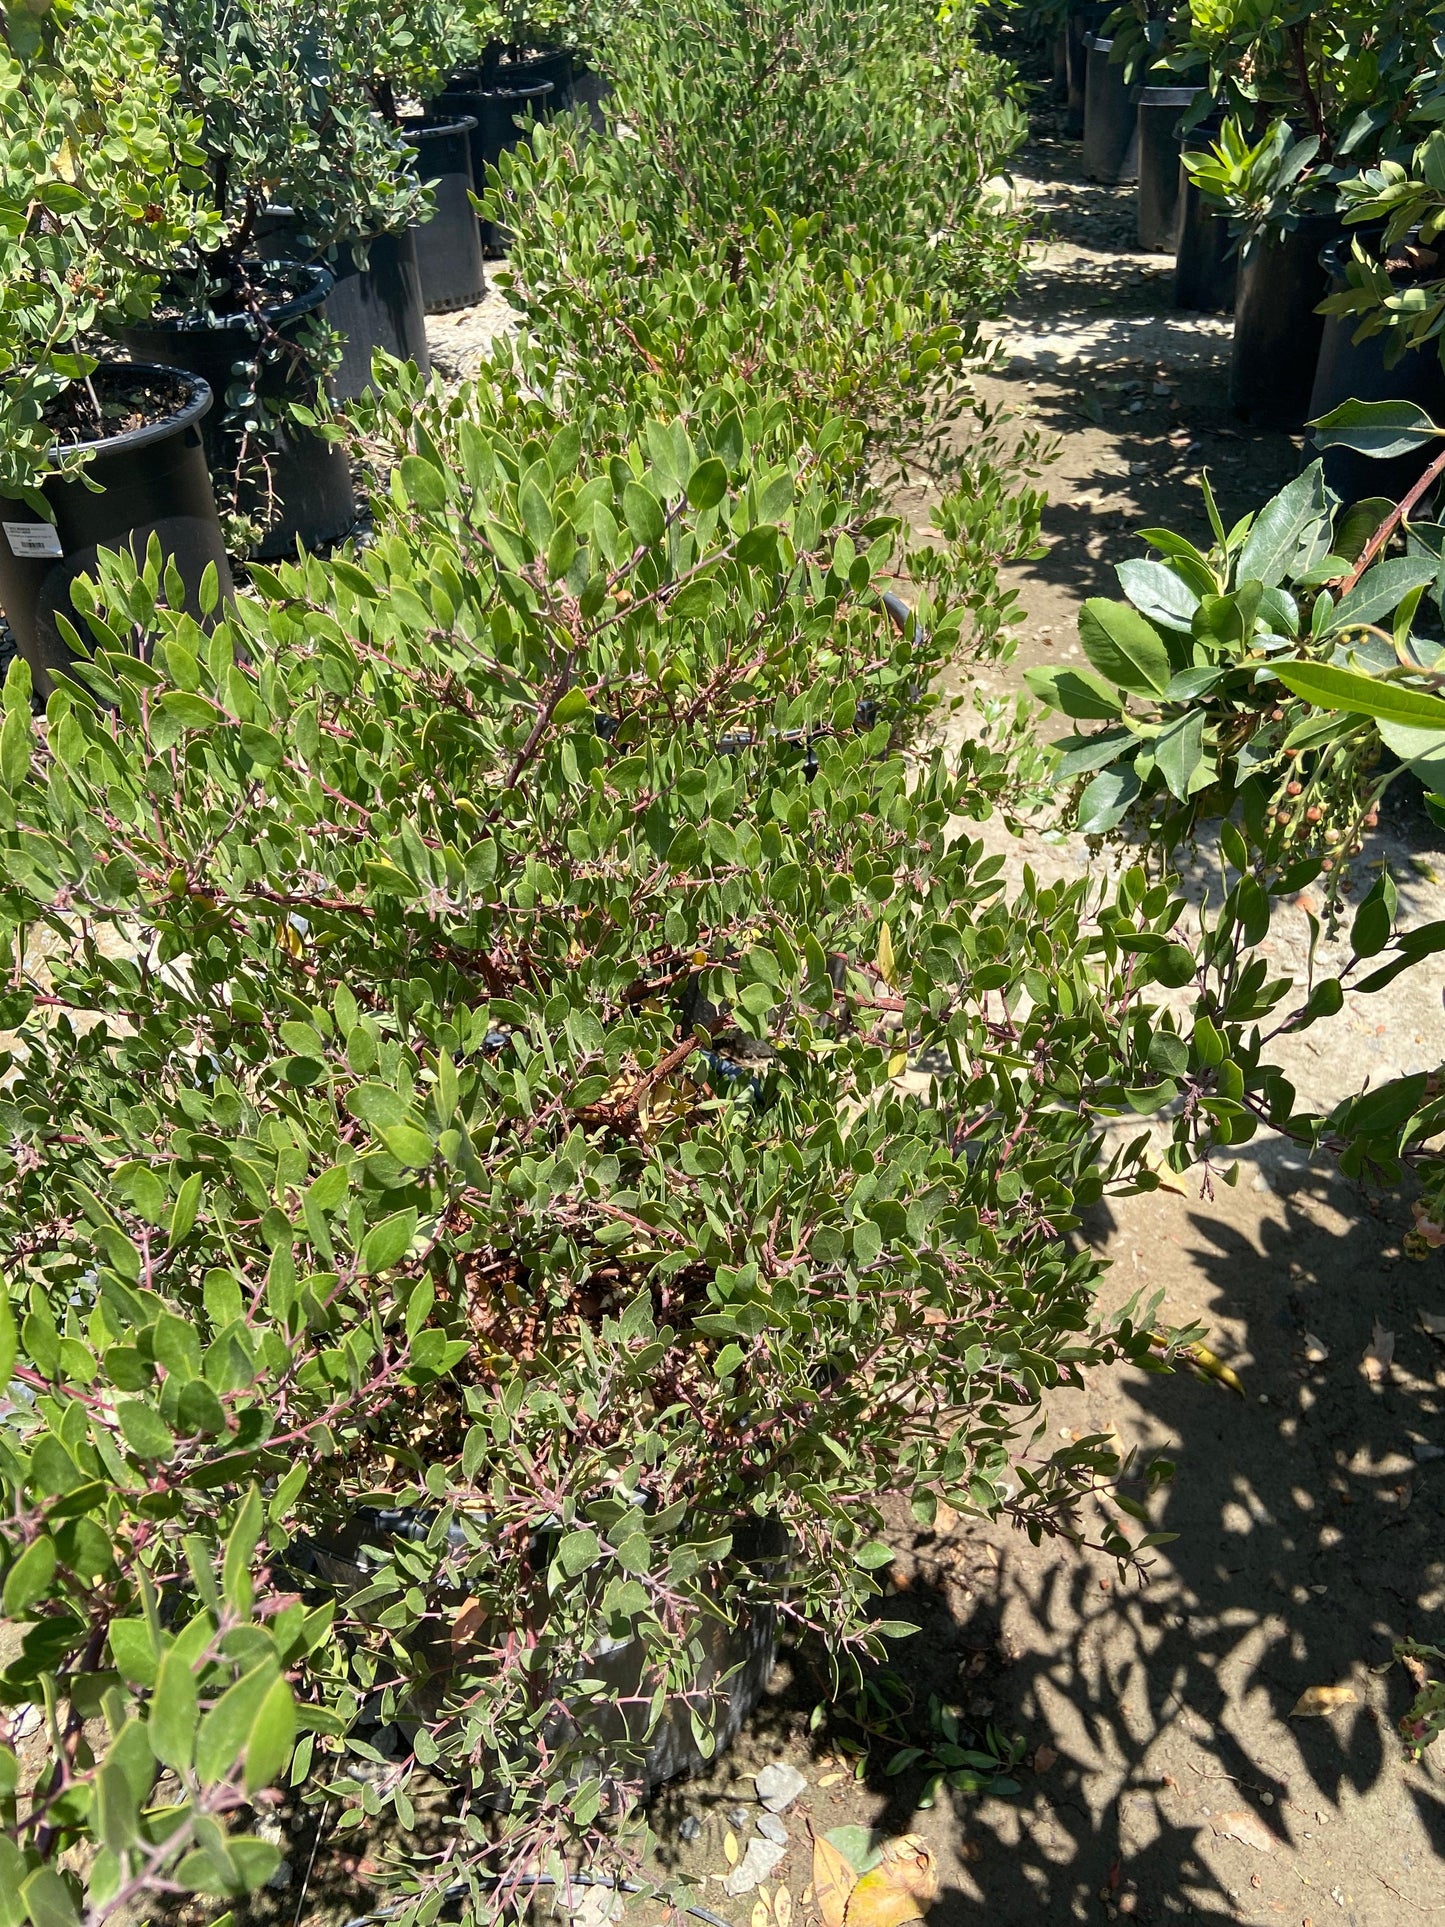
xmin=4 ymin=521 xmax=64 ymax=559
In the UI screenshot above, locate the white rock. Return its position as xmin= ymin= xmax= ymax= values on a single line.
xmin=754 ymin=1761 xmax=808 ymax=1812
xmin=757 ymin=1814 xmax=789 ymax=1845
xmin=724 ymin=1839 xmax=787 ymax=1896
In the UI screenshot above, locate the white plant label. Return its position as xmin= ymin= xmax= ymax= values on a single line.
xmin=4 ymin=522 xmax=63 ymax=559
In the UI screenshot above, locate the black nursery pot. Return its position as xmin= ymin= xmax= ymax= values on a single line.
xmin=1137 ymin=87 xmax=1205 ymax=252
xmin=253 ymin=214 xmax=431 ymax=402
xmin=403 ymin=115 xmax=488 ymax=313
xmin=1304 ymin=237 xmax=1445 ymax=505
xmin=1083 ymin=37 xmax=1139 ymax=184
xmin=120 ymin=263 xmax=356 ymax=561
xmin=434 ymin=78 xmax=555 ymax=251
xmin=489 ymin=46 xmax=574 ymax=111
xmin=1065 ymin=4 xmax=1106 ymax=139
xmin=1229 ymin=212 xmax=1341 ymax=428
xmin=0 ymin=363 xmax=234 ymax=700
xmin=1173 ymin=118 xmax=1235 ymax=311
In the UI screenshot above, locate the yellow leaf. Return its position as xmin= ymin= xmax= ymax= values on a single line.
xmin=817 ymin=1772 xmax=845 ymax=1788
xmin=53 ymin=140 xmax=79 ymax=183
xmin=844 ymin=1837 xmax=938 ymax=1927
xmin=1290 ymin=1684 xmax=1357 ymax=1718
xmin=876 ymin=921 xmax=897 ymax=987
xmin=888 ymin=1051 xmax=908 ymax=1078
xmin=724 ymin=1831 xmax=739 ymax=1868
xmin=810 ymin=1827 xmax=857 ymax=1927
xmin=776 ymin=1887 xmax=793 ymax=1927
xmin=752 ymin=1900 xmax=770 ymax=1927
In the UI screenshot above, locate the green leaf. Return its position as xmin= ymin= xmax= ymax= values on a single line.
xmin=346 ymin=1082 xmax=413 ymax=1129
xmin=379 ymin=1123 xmax=434 ymax=1168
xmin=1116 ymin=559 xmax=1200 ymax=633
xmin=19 ymin=1869 xmax=79 ymax=1927
xmin=222 ymin=1487 xmax=263 ymax=1617
xmin=1023 ymin=665 xmax=1125 ymax=720
xmin=109 ymin=1619 xmax=160 ymax=1687
xmin=117 ymin=1400 xmax=175 ymax=1463
xmin=0 ymin=705 xmax=31 ymax=790
xmin=195 ymin=1663 xmax=279 ymax=1784
xmin=1077 ymin=763 xmax=1141 ymax=833
xmin=149 ymin=1649 xmax=199 ymax=1770
xmin=1155 ymin=711 xmax=1207 ymax=801
xmin=359 ymin=1208 xmax=419 ymax=1274
xmin=242 ymin=1675 xmax=296 ymax=1793
xmin=1077 ymin=599 xmax=1172 ymax=696
xmin=686 ymin=457 xmax=728 ymax=509
xmin=2 ymin=1534 xmax=56 ymax=1616
xmin=622 ymin=481 xmax=666 ymax=546
xmin=1236 ymin=465 xmax=1330 ymax=589
xmin=1328 ymin=556 xmax=1441 ymax=634
xmin=399 ymin=455 xmax=449 ymax=511
xmin=1272 ymin=662 xmax=1445 ymax=728
xmin=1308 ymin=398 xmax=1442 ymax=459
xmin=1051 ymin=727 xmax=1134 ymax=779
xmin=557 ymin=1528 xmax=601 ymax=1575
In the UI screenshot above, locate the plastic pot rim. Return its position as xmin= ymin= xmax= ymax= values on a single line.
xmin=31 ymin=361 xmax=214 ymax=468
xmin=144 ymin=261 xmax=335 ymax=335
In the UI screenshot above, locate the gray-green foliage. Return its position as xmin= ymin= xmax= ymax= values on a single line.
xmin=0 ymin=356 xmax=1292 ymax=1918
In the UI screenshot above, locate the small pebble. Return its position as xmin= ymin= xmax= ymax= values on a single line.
xmin=754 ymin=1762 xmax=809 ymax=1813
xmin=679 ymin=1815 xmax=702 ymax=1843
xmin=728 ymin=1806 xmax=751 ymax=1829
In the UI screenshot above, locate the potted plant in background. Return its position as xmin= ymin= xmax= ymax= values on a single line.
xmin=118 ymin=0 xmax=433 ymax=556
xmin=1176 ymin=0 xmax=1441 ymax=426
xmin=0 ymin=0 xmax=233 ymax=693
xmin=337 ymin=0 xmax=488 ymax=314
xmin=435 ymin=0 xmax=588 ymax=252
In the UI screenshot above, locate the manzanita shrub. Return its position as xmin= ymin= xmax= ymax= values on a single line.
xmin=0 ymin=356 xmax=1323 ymax=1921
xmin=485 ymin=0 xmax=1047 ymax=661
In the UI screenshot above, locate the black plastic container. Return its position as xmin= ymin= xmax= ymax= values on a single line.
xmin=1174 ymin=121 xmax=1236 ymax=311
xmin=434 ymin=79 xmax=555 ymax=251
xmin=403 ymin=115 xmax=487 ymax=313
xmin=0 ymin=364 xmax=233 ymax=698
xmin=1065 ymin=4 xmax=1106 ymax=139
xmin=490 ymin=46 xmax=574 ymax=111
xmin=1138 ymin=87 xmax=1205 ymax=252
xmin=1083 ymin=37 xmax=1139 ymax=183
xmin=120 ymin=264 xmax=356 ymax=561
xmin=1230 ymin=213 xmax=1341 ymax=427
xmin=1304 ymin=237 xmax=1445 ymax=504
xmin=253 ymin=216 xmax=431 ymax=401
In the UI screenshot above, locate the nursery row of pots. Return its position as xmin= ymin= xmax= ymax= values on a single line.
xmin=1063 ymin=22 xmax=1445 ymax=506
xmin=0 ymin=59 xmax=572 ymax=697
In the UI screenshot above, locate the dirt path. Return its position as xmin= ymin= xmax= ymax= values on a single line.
xmin=633 ymin=124 xmax=1445 ymax=1927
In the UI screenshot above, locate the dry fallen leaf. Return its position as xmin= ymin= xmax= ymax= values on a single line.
xmin=845 ymin=1837 xmax=938 ymax=1927
xmin=725 ymin=1831 xmax=740 ymax=1868
xmin=810 ymin=1828 xmax=857 ymax=1927
xmin=1420 ymin=1309 xmax=1445 ymax=1343
xmin=817 ymin=1772 xmax=845 ymax=1788
xmin=776 ymin=1887 xmax=793 ymax=1927
xmin=1290 ymin=1684 xmax=1357 ymax=1718
xmin=1033 ymin=1744 xmax=1058 ymax=1772
xmin=753 ymin=1901 xmax=770 ymax=1927
xmin=1212 ymin=1810 xmax=1278 ymax=1854
xmin=1363 ymin=1322 xmax=1396 ymax=1381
